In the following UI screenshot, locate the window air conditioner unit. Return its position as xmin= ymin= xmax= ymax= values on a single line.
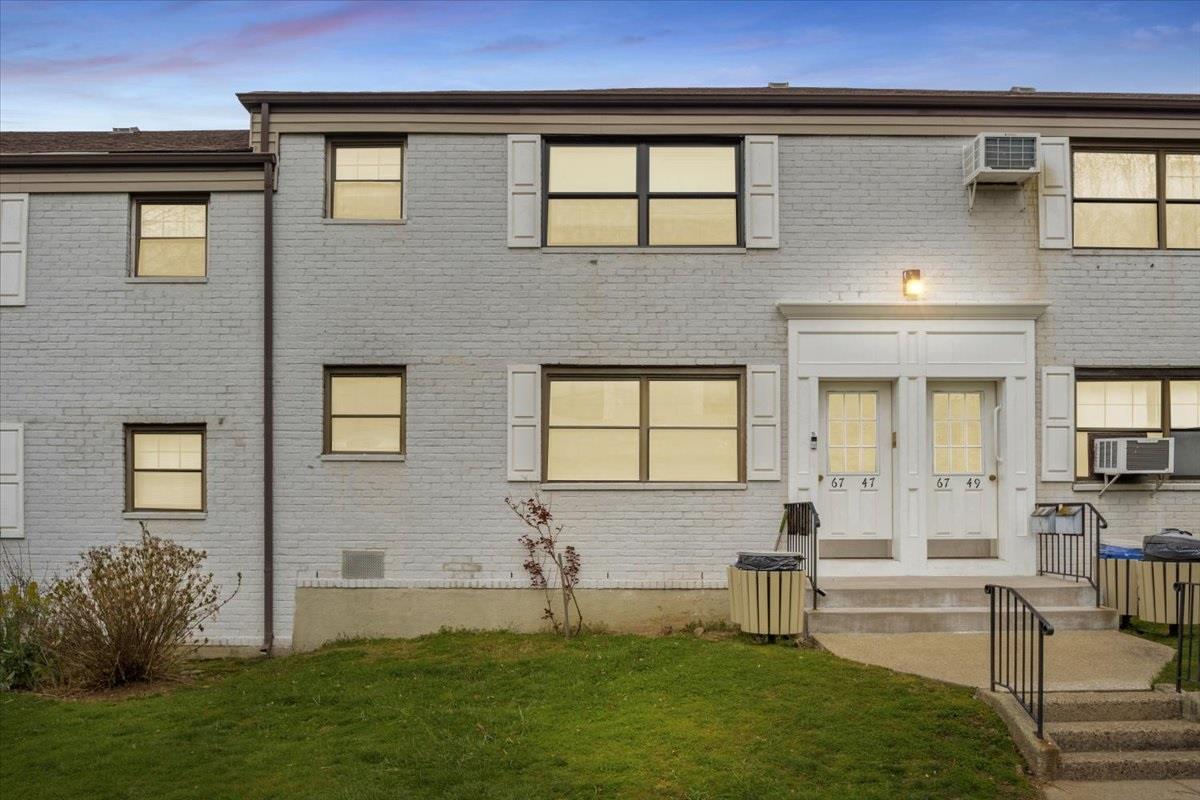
xmin=962 ymin=133 xmax=1040 ymax=210
xmin=1094 ymin=437 xmax=1174 ymax=475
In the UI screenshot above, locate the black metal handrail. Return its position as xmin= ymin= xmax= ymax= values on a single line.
xmin=1034 ymin=502 xmax=1107 ymax=607
xmin=1175 ymin=582 xmax=1199 ymax=693
xmin=779 ymin=502 xmax=824 ymax=610
xmin=986 ymin=584 xmax=1055 ymax=739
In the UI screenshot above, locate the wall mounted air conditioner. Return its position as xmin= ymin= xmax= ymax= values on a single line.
xmin=962 ymin=133 xmax=1040 ymax=209
xmin=1093 ymin=437 xmax=1174 ymax=495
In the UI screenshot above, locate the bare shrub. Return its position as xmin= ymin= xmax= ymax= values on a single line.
xmin=43 ymin=525 xmax=240 ymax=689
xmin=506 ymin=495 xmax=582 ymax=638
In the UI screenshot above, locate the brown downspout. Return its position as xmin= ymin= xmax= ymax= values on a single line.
xmin=260 ymin=102 xmax=275 ymax=655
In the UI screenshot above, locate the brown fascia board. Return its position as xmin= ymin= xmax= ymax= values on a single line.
xmin=236 ymin=88 xmax=1200 ymax=117
xmin=0 ymin=152 xmax=274 ymax=170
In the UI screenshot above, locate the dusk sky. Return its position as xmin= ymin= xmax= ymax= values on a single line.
xmin=1 ymin=0 xmax=1197 ymax=131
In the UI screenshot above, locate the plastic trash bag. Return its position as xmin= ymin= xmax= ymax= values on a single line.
xmin=734 ymin=551 xmax=804 ymax=571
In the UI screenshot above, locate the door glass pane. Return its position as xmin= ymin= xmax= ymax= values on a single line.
xmin=331 ymin=418 xmax=402 ymax=452
xmin=827 ymin=391 xmax=878 ymax=475
xmin=331 ymin=376 xmax=403 ymax=416
xmin=134 ymin=472 xmax=202 ymax=510
xmin=548 ymin=146 xmax=637 ymax=193
xmin=1073 ymin=152 xmax=1157 ymax=199
xmin=549 ymin=380 xmax=639 ymax=426
xmin=1073 ymin=203 xmax=1158 ymax=248
xmin=648 ymin=380 xmax=737 ymax=427
xmin=546 ymin=199 xmax=638 ymax=246
xmin=932 ymin=391 xmax=983 ymax=475
xmin=648 ymin=199 xmax=737 ymax=245
xmin=649 ymin=429 xmax=737 ymax=481
xmin=648 ymin=147 xmax=736 ymax=192
xmin=1171 ymin=380 xmax=1200 ymax=429
xmin=1166 ymin=154 xmax=1200 ymax=200
xmin=546 ymin=429 xmax=639 ymax=481
xmin=1166 ymin=204 xmax=1200 ymax=250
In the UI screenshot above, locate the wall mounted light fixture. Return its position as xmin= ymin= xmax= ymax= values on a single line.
xmin=902 ymin=269 xmax=925 ymax=300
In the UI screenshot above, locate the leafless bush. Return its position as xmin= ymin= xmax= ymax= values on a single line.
xmin=506 ymin=495 xmax=582 ymax=638
xmin=42 ymin=524 xmax=240 ymax=689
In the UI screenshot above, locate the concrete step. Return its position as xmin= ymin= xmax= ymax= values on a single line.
xmin=806 ymin=605 xmax=1118 ymax=634
xmin=1056 ymin=750 xmax=1200 ymax=781
xmin=819 ymin=584 xmax=1097 ymax=610
xmin=1047 ymin=719 xmax=1200 ymax=752
xmin=1044 ymin=692 xmax=1183 ymax=723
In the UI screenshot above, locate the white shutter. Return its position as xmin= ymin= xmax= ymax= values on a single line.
xmin=0 ymin=423 xmax=23 ymax=539
xmin=507 ymin=365 xmax=541 ymax=480
xmin=1038 ymin=137 xmax=1071 ymax=249
xmin=744 ymin=135 xmax=780 ymax=249
xmin=1041 ymin=366 xmax=1075 ymax=482
xmin=746 ymin=365 xmax=782 ymax=480
xmin=0 ymin=193 xmax=29 ymax=306
xmin=507 ymin=134 xmax=541 ymax=248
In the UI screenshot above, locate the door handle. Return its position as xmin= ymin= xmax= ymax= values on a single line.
xmin=988 ymin=474 xmax=997 ymax=482
xmin=993 ymin=404 xmax=1004 ymax=467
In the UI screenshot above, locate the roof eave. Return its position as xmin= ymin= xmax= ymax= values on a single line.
xmin=0 ymin=152 xmax=273 ymax=169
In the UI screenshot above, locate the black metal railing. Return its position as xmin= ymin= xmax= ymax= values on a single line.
xmin=1034 ymin=502 xmax=1107 ymax=607
xmin=986 ymin=584 xmax=1055 ymax=739
xmin=1175 ymin=582 xmax=1199 ymax=693
xmin=779 ymin=501 xmax=824 ymax=610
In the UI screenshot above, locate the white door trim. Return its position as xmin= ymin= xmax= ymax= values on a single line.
xmin=785 ymin=313 xmax=1038 ymax=576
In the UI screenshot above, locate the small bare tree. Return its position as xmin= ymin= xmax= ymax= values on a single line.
xmin=506 ymin=495 xmax=582 ymax=638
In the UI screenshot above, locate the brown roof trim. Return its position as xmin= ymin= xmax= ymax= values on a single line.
xmin=236 ymin=87 xmax=1200 ymax=117
xmin=0 ymin=129 xmax=249 ymax=155
xmin=0 ymin=152 xmax=273 ymax=170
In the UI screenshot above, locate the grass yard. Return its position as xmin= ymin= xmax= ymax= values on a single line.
xmin=1123 ymin=617 xmax=1199 ymax=690
xmin=1 ymin=632 xmax=1035 ymax=800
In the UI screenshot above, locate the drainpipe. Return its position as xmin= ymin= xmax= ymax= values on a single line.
xmin=260 ymin=102 xmax=275 ymax=655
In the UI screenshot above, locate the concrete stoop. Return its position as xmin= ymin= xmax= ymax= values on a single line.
xmin=982 ymin=689 xmax=1200 ymax=782
xmin=807 ymin=577 xmax=1117 ymax=634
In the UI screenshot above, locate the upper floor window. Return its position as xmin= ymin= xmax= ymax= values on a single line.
xmin=329 ymin=142 xmax=404 ymax=220
xmin=1072 ymin=149 xmax=1200 ymax=249
xmin=126 ymin=425 xmax=205 ymax=511
xmin=324 ymin=366 xmax=406 ymax=454
xmin=544 ymin=367 xmax=743 ymax=482
xmin=544 ymin=141 xmax=741 ymax=247
xmin=134 ymin=198 xmax=207 ymax=277
xmin=1074 ymin=371 xmax=1200 ymax=479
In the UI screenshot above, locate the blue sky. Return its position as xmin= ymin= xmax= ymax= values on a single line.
xmin=1 ymin=0 xmax=1197 ymax=130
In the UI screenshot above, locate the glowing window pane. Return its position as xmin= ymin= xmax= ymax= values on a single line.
xmin=335 ymin=147 xmax=402 ymax=181
xmin=331 ymin=418 xmax=402 ymax=453
xmin=932 ymin=390 xmax=983 ymax=475
xmin=137 ymin=238 xmax=206 ymax=277
xmin=331 ymin=376 xmax=403 ymax=416
xmin=1074 ymin=203 xmax=1158 ymax=248
xmin=546 ymin=429 xmax=640 ymax=481
xmin=134 ymin=433 xmax=202 ymax=470
xmin=133 ymin=472 xmax=202 ymax=511
xmin=648 ymin=147 xmax=736 ymax=193
xmin=648 ymin=199 xmax=737 ymax=246
xmin=549 ymin=381 xmax=640 ymax=427
xmin=140 ymin=204 xmax=206 ymax=238
xmin=1073 ymin=152 xmax=1157 ymax=199
xmin=1166 ymin=204 xmax=1200 ymax=250
xmin=649 ymin=429 xmax=737 ymax=481
xmin=332 ymin=182 xmax=403 ymax=220
xmin=548 ymin=147 xmax=637 ymax=193
xmin=648 ymin=380 xmax=737 ymax=427
xmin=1171 ymin=380 xmax=1200 ymax=428
xmin=1076 ymin=432 xmax=1091 ymax=479
xmin=137 ymin=203 xmax=206 ymax=277
xmin=826 ymin=391 xmax=879 ymax=475
xmin=1166 ymin=154 xmax=1200 ymax=200
xmin=546 ymin=199 xmax=638 ymax=246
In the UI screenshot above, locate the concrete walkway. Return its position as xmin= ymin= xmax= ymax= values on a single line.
xmin=1041 ymin=778 xmax=1200 ymax=799
xmin=815 ymin=630 xmax=1174 ymax=690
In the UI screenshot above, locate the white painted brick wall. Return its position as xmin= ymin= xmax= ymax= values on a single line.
xmin=2 ymin=133 xmax=1196 ymax=647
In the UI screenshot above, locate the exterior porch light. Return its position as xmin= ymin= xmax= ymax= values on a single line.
xmin=902 ymin=269 xmax=924 ymax=300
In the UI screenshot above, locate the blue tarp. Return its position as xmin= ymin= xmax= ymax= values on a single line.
xmin=1099 ymin=544 xmax=1143 ymax=561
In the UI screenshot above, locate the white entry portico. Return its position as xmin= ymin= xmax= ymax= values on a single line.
xmin=780 ymin=303 xmax=1047 ymax=577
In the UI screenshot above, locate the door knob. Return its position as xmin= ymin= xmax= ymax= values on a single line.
xmin=988 ymin=474 xmax=997 ymax=482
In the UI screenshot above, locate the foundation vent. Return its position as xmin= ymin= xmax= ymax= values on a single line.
xmin=341 ymin=550 xmax=385 ymax=580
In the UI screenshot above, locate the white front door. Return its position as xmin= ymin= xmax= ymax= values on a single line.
xmin=818 ymin=383 xmax=893 ymax=554
xmin=927 ymin=383 xmax=999 ymax=550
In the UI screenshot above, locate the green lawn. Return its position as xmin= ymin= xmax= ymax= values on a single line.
xmin=1123 ymin=617 xmax=1199 ymax=690
xmin=1 ymin=632 xmax=1035 ymax=800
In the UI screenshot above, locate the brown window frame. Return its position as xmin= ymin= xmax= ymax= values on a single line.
xmin=131 ymin=195 xmax=210 ymax=277
xmin=325 ymin=138 xmax=406 ymax=220
xmin=541 ymin=138 xmax=744 ymax=248
xmin=541 ymin=366 xmax=746 ymax=483
xmin=1071 ymin=144 xmax=1200 ymax=251
xmin=125 ymin=424 xmax=207 ymax=512
xmin=323 ymin=365 xmax=407 ymax=455
xmin=1075 ymin=367 xmax=1200 ymax=480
